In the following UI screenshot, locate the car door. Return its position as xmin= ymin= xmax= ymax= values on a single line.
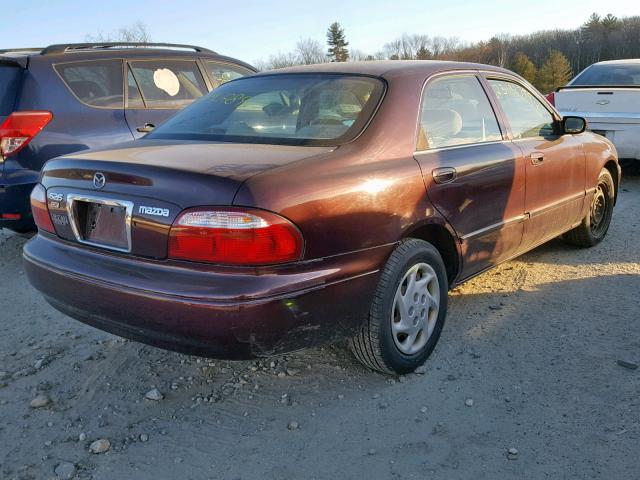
xmin=485 ymin=77 xmax=586 ymax=249
xmin=124 ymin=59 xmax=209 ymax=138
xmin=414 ymin=73 xmax=526 ymax=279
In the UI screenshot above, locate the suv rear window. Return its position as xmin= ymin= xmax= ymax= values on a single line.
xmin=572 ymin=64 xmax=640 ymax=86
xmin=0 ymin=65 xmax=22 ymax=115
xmin=129 ymin=60 xmax=207 ymax=108
xmin=55 ymin=60 xmax=124 ymax=108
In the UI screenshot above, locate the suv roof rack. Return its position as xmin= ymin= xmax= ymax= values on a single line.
xmin=0 ymin=47 xmax=45 ymax=55
xmin=41 ymin=42 xmax=216 ymax=55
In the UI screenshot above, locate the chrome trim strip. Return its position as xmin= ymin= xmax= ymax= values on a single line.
xmin=66 ymin=194 xmax=134 ymax=253
xmin=460 ymin=214 xmax=527 ymax=241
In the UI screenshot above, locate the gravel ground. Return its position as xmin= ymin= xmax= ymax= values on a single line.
xmin=0 ymin=175 xmax=638 ymax=480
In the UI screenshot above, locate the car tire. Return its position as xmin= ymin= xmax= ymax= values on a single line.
xmin=350 ymin=239 xmax=448 ymax=375
xmin=563 ymin=168 xmax=615 ymax=248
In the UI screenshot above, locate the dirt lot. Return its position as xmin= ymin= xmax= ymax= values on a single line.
xmin=1 ymin=175 xmax=639 ymax=480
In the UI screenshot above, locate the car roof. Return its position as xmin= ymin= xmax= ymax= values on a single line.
xmin=592 ymin=59 xmax=640 ymax=66
xmin=257 ymin=60 xmax=515 ymax=78
xmin=0 ymin=43 xmax=255 ymax=71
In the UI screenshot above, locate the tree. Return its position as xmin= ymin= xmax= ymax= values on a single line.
xmin=416 ymin=45 xmax=431 ymax=60
xmin=85 ymin=21 xmax=151 ymax=43
xmin=296 ymin=38 xmax=326 ymax=65
xmin=326 ymin=22 xmax=349 ymax=62
xmin=512 ymin=52 xmax=537 ymax=84
xmin=537 ymin=50 xmax=572 ymax=93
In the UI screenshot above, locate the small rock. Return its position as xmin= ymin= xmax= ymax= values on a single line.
xmin=139 ymin=433 xmax=149 ymax=442
xmin=616 ymin=360 xmax=638 ymax=370
xmin=286 ymin=368 xmax=300 ymax=376
xmin=489 ymin=305 xmax=502 ymax=311
xmin=277 ymin=372 xmax=286 ymax=378
xmin=507 ymin=447 xmax=518 ymax=459
xmin=54 ymin=462 xmax=76 ymax=479
xmin=144 ymin=388 xmax=164 ymax=401
xmin=368 ymin=449 xmax=376 ymax=456
xmin=78 ymin=433 xmax=86 ymax=442
xmin=464 ymin=398 xmax=474 ymax=407
xmin=287 ymin=421 xmax=299 ymax=431
xmin=337 ymin=394 xmax=344 ymax=400
xmin=30 ymin=394 xmax=51 ymax=408
xmin=89 ymin=439 xmax=111 ymax=454
xmin=420 ymin=406 xmax=428 ymax=413
xmin=414 ymin=365 xmax=428 ymax=375
xmin=44 ymin=440 xmax=52 ymax=447
xmin=372 ymin=393 xmax=380 ymax=399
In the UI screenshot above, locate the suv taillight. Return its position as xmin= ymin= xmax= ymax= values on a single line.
xmin=30 ymin=184 xmax=55 ymax=233
xmin=545 ymin=92 xmax=555 ymax=106
xmin=0 ymin=111 xmax=53 ymax=159
xmin=168 ymin=208 xmax=304 ymax=265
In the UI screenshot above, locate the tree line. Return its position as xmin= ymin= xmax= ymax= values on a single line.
xmin=255 ymin=13 xmax=640 ymax=93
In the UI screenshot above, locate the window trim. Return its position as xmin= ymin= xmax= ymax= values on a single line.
xmin=125 ymin=58 xmax=209 ymax=111
xmin=481 ymin=73 xmax=562 ymax=141
xmin=53 ymin=58 xmax=125 ymax=110
xmin=414 ymin=70 xmax=506 ymax=153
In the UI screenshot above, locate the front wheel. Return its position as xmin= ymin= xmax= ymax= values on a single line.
xmin=350 ymin=239 xmax=448 ymax=374
xmin=563 ymin=168 xmax=615 ymax=248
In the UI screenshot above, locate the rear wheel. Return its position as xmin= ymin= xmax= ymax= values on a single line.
xmin=350 ymin=239 xmax=448 ymax=374
xmin=564 ymin=168 xmax=615 ymax=248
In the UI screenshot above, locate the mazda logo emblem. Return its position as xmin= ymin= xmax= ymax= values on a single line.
xmin=93 ymin=172 xmax=106 ymax=189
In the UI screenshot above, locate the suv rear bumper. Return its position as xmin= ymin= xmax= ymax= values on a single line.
xmin=0 ymin=180 xmax=36 ymax=231
xmin=23 ymin=233 xmax=387 ymax=358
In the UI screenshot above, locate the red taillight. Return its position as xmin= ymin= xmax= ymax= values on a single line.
xmin=168 ymin=208 xmax=304 ymax=265
xmin=0 ymin=111 xmax=53 ymax=158
xmin=30 ymin=184 xmax=55 ymax=233
xmin=545 ymin=92 xmax=555 ymax=106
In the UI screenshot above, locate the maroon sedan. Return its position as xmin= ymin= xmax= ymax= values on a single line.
xmin=24 ymin=61 xmax=619 ymax=374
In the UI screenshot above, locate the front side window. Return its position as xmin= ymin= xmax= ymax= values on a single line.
xmin=147 ymin=74 xmax=385 ymax=146
xmin=488 ymin=79 xmax=555 ymax=139
xmin=205 ymin=61 xmax=252 ymax=88
xmin=129 ymin=60 xmax=207 ymax=108
xmin=418 ymin=75 xmax=502 ymax=150
xmin=55 ymin=60 xmax=123 ymax=108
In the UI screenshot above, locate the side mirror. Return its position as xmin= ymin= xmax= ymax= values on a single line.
xmin=562 ymin=116 xmax=587 ymax=134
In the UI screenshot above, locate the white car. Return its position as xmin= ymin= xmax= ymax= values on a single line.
xmin=549 ymin=59 xmax=640 ymax=167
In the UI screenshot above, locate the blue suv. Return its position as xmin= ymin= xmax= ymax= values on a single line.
xmin=0 ymin=42 xmax=255 ymax=231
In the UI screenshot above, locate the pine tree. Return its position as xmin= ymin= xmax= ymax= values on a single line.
xmin=326 ymin=22 xmax=349 ymax=62
xmin=416 ymin=46 xmax=431 ymax=60
xmin=537 ymin=50 xmax=572 ymax=93
xmin=512 ymin=52 xmax=537 ymax=84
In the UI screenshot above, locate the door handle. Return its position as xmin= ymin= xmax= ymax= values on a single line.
xmin=432 ymin=167 xmax=457 ymax=184
xmin=136 ymin=123 xmax=156 ymax=133
xmin=530 ymin=152 xmax=545 ymax=165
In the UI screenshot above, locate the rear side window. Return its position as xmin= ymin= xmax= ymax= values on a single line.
xmin=418 ymin=75 xmax=502 ymax=150
xmin=204 ymin=61 xmax=252 ymax=88
xmin=0 ymin=65 xmax=22 ymax=115
xmin=488 ymin=79 xmax=555 ymax=139
xmin=129 ymin=60 xmax=207 ymax=108
xmin=55 ymin=60 xmax=123 ymax=108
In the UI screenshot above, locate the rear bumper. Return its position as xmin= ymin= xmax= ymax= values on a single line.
xmin=23 ymin=234 xmax=388 ymax=359
xmin=0 ymin=180 xmax=36 ymax=231
xmin=559 ymin=112 xmax=640 ymax=160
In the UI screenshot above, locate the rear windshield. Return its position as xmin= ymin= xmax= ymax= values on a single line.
xmin=571 ymin=64 xmax=640 ymax=86
xmin=0 ymin=64 xmax=22 ymax=115
xmin=147 ymin=74 xmax=385 ymax=146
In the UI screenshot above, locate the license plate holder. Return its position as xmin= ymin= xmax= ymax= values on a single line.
xmin=67 ymin=195 xmax=133 ymax=252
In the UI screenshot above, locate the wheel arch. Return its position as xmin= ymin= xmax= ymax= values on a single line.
xmin=402 ymin=222 xmax=461 ymax=287
xmin=603 ymin=159 xmax=619 ymax=204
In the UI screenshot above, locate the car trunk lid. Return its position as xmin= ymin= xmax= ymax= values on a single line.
xmin=40 ymin=140 xmax=333 ymax=258
xmin=555 ymin=87 xmax=640 ymax=125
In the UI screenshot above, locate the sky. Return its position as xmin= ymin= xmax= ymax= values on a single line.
xmin=4 ymin=0 xmax=639 ymax=65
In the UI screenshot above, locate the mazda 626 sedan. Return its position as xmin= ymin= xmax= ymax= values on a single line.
xmin=24 ymin=61 xmax=620 ymax=374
